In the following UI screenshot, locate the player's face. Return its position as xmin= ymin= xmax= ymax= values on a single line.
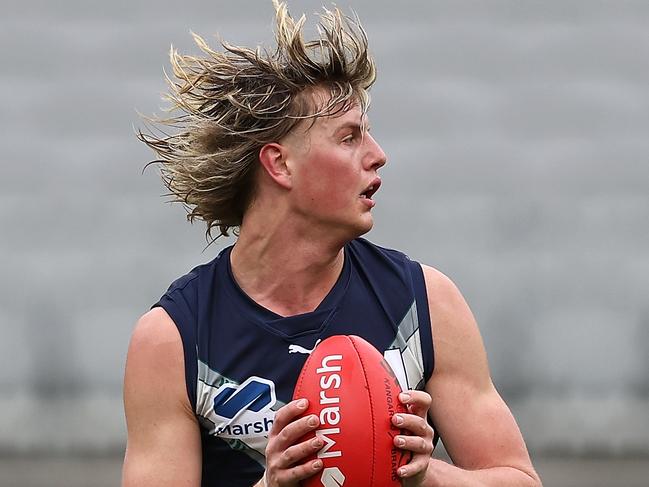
xmin=284 ymin=102 xmax=387 ymax=240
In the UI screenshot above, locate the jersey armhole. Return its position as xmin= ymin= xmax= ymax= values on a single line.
xmin=407 ymin=260 xmax=435 ymax=383
xmin=152 ymin=296 xmax=198 ymax=412
xmin=407 ymin=260 xmax=441 ymax=448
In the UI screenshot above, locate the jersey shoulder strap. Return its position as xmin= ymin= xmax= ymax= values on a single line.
xmin=348 ymin=238 xmax=434 ymax=383
xmin=153 ymin=255 xmax=221 ymax=410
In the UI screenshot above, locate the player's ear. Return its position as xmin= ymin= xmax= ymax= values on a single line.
xmin=258 ymin=142 xmax=292 ymax=189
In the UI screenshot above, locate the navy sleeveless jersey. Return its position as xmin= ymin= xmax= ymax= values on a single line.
xmin=154 ymin=238 xmax=434 ymax=487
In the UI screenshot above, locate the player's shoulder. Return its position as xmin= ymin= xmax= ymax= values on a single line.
xmin=420 ymin=264 xmax=473 ymax=321
xmin=124 ymin=308 xmax=195 ymax=435
xmin=133 ymin=306 xmax=178 ymax=337
xmin=420 ymin=265 xmax=492 ymax=390
xmin=125 ymin=307 xmax=190 ymax=403
xmin=128 ymin=307 xmax=182 ymax=359
xmin=420 ymin=264 xmax=463 ymax=304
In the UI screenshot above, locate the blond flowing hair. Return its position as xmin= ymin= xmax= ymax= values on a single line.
xmin=139 ymin=0 xmax=376 ymax=239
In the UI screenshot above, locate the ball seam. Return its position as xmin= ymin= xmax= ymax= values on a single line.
xmin=348 ymin=335 xmax=377 ymax=487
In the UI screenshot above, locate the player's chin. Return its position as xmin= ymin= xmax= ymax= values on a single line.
xmin=350 ymin=212 xmax=374 ymax=237
xmin=330 ymin=209 xmax=374 ymax=242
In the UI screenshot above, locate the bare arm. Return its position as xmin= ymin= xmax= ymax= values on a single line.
xmin=421 ymin=265 xmax=541 ymax=486
xmin=122 ymin=307 xmax=202 ymax=487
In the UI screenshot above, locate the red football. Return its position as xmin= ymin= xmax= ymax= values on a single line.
xmin=292 ymin=335 xmax=410 ymax=487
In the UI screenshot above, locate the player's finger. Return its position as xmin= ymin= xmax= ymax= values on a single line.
xmin=278 ymin=436 xmax=324 ymax=468
xmin=393 ymin=434 xmax=434 ymax=456
xmin=392 ymin=412 xmax=432 ymax=438
xmin=397 ymin=452 xmax=430 ymax=479
xmin=273 ymin=458 xmax=323 ymax=485
xmin=399 ymin=390 xmax=431 ymax=417
xmin=273 ymin=414 xmax=320 ymax=452
xmin=269 ymin=399 xmax=310 ymax=437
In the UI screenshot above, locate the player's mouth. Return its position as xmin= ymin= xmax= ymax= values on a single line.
xmin=359 ymin=178 xmax=382 ymax=207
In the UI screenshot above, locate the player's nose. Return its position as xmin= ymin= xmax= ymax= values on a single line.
xmin=365 ymin=133 xmax=387 ymax=170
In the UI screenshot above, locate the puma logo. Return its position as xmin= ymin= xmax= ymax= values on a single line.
xmin=288 ymin=339 xmax=322 ymax=355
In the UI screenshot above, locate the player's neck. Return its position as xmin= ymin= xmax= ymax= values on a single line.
xmin=231 ymin=212 xmax=346 ymax=317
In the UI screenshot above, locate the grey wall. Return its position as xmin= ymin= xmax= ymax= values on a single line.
xmin=1 ymin=0 xmax=648 ymax=455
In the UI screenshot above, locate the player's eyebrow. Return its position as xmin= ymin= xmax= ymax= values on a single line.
xmin=332 ymin=120 xmax=371 ymax=135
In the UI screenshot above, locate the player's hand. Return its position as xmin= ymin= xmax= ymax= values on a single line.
xmin=262 ymin=398 xmax=324 ymax=487
xmin=393 ymin=390 xmax=435 ymax=486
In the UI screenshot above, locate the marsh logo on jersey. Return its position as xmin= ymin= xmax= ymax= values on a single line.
xmin=211 ymin=376 xmax=277 ymax=438
xmin=213 ymin=376 xmax=275 ymax=420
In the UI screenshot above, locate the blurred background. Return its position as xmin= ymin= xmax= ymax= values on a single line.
xmin=2 ymin=0 xmax=648 ymax=485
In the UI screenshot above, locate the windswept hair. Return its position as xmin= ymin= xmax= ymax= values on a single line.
xmin=139 ymin=0 xmax=376 ymax=239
